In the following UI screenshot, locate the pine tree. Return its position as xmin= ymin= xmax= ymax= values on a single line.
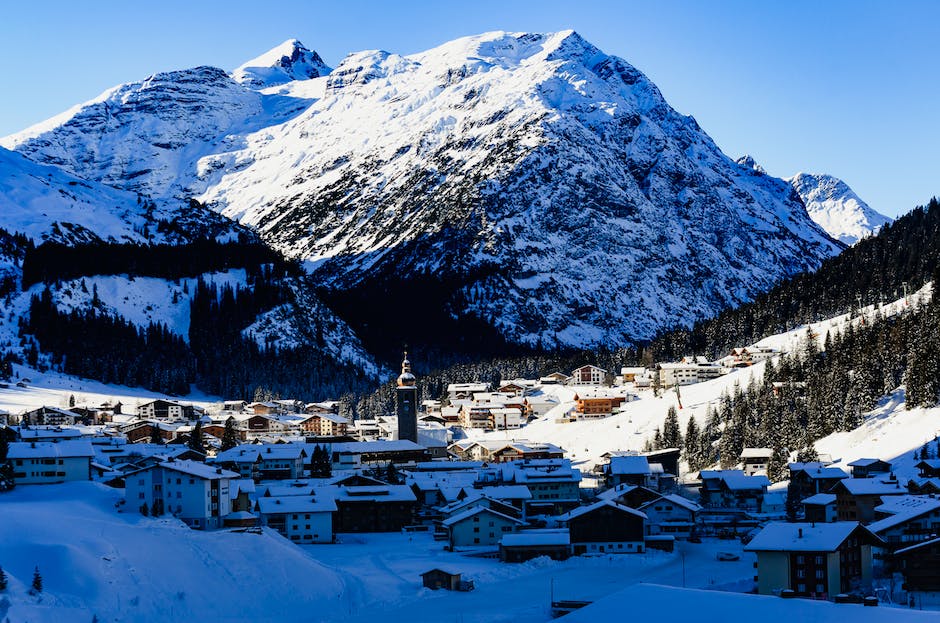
xmin=30 ymin=566 xmax=42 ymax=594
xmin=662 ymin=406 xmax=682 ymax=449
xmin=188 ymin=420 xmax=205 ymax=453
xmin=149 ymin=423 xmax=163 ymax=446
xmin=767 ymin=446 xmax=789 ymax=483
xmin=221 ymin=416 xmax=238 ymax=451
xmin=683 ymin=417 xmax=700 ymax=471
xmin=385 ymin=462 xmax=400 ymax=484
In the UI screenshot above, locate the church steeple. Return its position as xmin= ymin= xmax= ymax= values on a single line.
xmin=397 ymin=350 xmax=416 ymax=387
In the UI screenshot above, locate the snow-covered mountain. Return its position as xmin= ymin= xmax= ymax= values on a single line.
xmin=233 ymin=38 xmax=331 ymax=88
xmin=787 ymin=172 xmax=892 ymax=245
xmin=2 ymin=31 xmax=844 ymax=350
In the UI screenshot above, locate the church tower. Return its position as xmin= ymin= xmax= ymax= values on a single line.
xmin=396 ymin=351 xmax=418 ymax=443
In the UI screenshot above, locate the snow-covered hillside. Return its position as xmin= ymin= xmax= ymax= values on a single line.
xmin=2 ymin=31 xmax=843 ymax=350
xmin=470 ymin=284 xmax=936 ymax=477
xmin=789 ymin=172 xmax=892 ymax=245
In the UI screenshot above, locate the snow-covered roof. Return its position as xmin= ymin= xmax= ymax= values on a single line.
xmin=256 ymin=495 xmax=337 ymax=515
xmin=640 ymin=494 xmax=702 ymax=513
xmin=801 ymin=493 xmax=837 ymax=506
xmin=330 ymin=440 xmax=425 ymax=453
xmin=7 ymin=440 xmax=95 ymax=459
xmin=740 ymin=448 xmax=773 ymax=459
xmin=161 ymin=459 xmax=238 ymax=480
xmin=476 ymin=485 xmax=533 ymax=500
xmin=18 ymin=427 xmax=84 ymax=440
xmin=559 ymin=499 xmax=646 ymax=522
xmin=441 ymin=505 xmax=525 ymax=527
xmin=867 ymin=496 xmax=940 ymax=534
xmin=745 ymin=522 xmax=877 ymax=552
xmin=895 ymin=535 xmax=940 ymax=556
xmin=608 ymin=455 xmax=651 ymax=475
xmin=330 ymin=484 xmax=417 ymax=503
xmin=501 ymin=530 xmax=570 ymax=547
xmin=699 ymin=470 xmax=770 ymax=490
xmin=848 ymin=458 xmax=890 ymax=468
xmin=835 ymin=478 xmax=906 ymax=496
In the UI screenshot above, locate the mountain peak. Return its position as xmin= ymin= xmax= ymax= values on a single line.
xmin=233 ymin=39 xmax=331 ymax=88
xmin=788 ymin=172 xmax=891 ymax=245
xmin=736 ymin=154 xmax=766 ymax=174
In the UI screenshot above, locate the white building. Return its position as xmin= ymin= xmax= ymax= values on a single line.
xmin=126 ymin=459 xmax=237 ymax=529
xmin=255 ymin=495 xmax=336 ymax=544
xmin=569 ymin=365 xmax=607 ymax=386
xmin=658 ymin=360 xmax=725 ymax=386
xmin=8 ymin=440 xmax=94 ymax=484
xmin=441 ymin=505 xmax=524 ymax=547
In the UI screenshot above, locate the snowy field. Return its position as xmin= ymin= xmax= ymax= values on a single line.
xmin=0 ymin=482 xmax=755 ymax=623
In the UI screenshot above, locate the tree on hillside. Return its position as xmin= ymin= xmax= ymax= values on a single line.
xmin=0 ymin=565 xmax=8 ymax=591
xmin=188 ymin=420 xmax=205 ymax=453
xmin=662 ymin=406 xmax=682 ymax=450
xmin=30 ymin=566 xmax=42 ymax=594
xmin=221 ymin=416 xmax=239 ymax=451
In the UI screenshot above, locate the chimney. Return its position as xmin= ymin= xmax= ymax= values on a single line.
xmin=798 ymin=528 xmax=803 ymax=538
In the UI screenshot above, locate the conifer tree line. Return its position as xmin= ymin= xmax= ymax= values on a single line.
xmin=22 ymin=269 xmax=374 ymax=400
xmin=656 ymin=291 xmax=940 ymax=480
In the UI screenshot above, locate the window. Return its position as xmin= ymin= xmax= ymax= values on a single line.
xmin=816 ymin=584 xmax=825 ymax=594
xmin=815 ymin=570 xmax=824 ymax=579
xmin=473 ymin=527 xmax=479 ymax=533
xmin=815 ymin=556 xmax=824 ymax=565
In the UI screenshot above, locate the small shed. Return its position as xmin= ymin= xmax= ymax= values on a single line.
xmin=421 ymin=568 xmax=462 ymax=591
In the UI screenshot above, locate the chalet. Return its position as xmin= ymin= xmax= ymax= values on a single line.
xmin=831 ymin=476 xmax=906 ymax=522
xmin=848 ymin=458 xmax=892 ymax=479
xmin=605 ymin=455 xmax=668 ymax=490
xmin=441 ymin=505 xmax=525 ymax=548
xmin=640 ymin=448 xmax=681 ymax=480
xmin=489 ymin=442 xmax=565 ymax=463
xmin=447 ymin=383 xmax=489 ymax=401
xmin=247 ymin=401 xmax=281 ymax=415
xmin=438 ymin=493 xmax=522 ymax=521
xmin=255 ymin=495 xmax=335 ymax=543
xmin=619 ymin=367 xmax=647 ymax=384
xmin=658 ymin=360 xmax=724 ymax=387
xmin=802 ymin=493 xmax=837 ymax=523
xmin=698 ymin=470 xmax=770 ymax=512
xmin=489 ymin=407 xmax=524 ymax=430
xmin=720 ymin=347 xmax=778 ymax=368
xmin=126 ymin=459 xmax=238 ymax=529
xmin=221 ymin=400 xmax=247 ymax=412
xmin=299 ymin=413 xmax=350 ymax=437
xmin=560 ymin=500 xmax=646 ymax=554
xmin=637 ymin=494 xmax=701 ymax=540
xmin=787 ymin=462 xmax=848 ymax=502
xmin=478 ymin=459 xmax=581 ymax=515
xmin=7 ymin=440 xmax=94 ymax=484
xmin=230 ymin=479 xmax=255 ymax=512
xmin=745 ymin=522 xmax=884 ymax=599
xmin=572 ymin=388 xmax=627 ymax=420
xmin=123 ymin=421 xmax=180 ymax=444
xmin=523 ymin=395 xmax=559 ymax=419
xmin=243 ymin=414 xmax=295 ymax=439
xmin=916 ymin=459 xmax=940 ymax=479
xmin=212 ymin=446 xmax=262 ymax=480
xmin=892 ymin=537 xmax=940 ymax=606
xmin=331 ymin=484 xmax=418 ymax=532
xmin=739 ymin=448 xmax=773 ymax=477
xmin=538 ymin=372 xmax=570 ymax=385
xmin=867 ymin=495 xmax=940 ymax=549
xmin=21 ymin=406 xmax=83 ymax=426
xmin=597 ymin=484 xmax=662 ymax=509
xmin=497 ymin=380 xmax=534 ymax=396
xmin=304 ymin=401 xmax=339 ymax=415
xmin=909 ymin=477 xmax=940 ymax=495
xmin=569 ymin=365 xmax=607 ymax=386
xmin=500 ymin=530 xmax=570 ymax=562
xmin=137 ymin=399 xmax=193 ymax=421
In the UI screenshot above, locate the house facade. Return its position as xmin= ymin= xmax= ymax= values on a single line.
xmin=126 ymin=459 xmax=237 ymax=529
xmin=8 ymin=440 xmax=94 ymax=484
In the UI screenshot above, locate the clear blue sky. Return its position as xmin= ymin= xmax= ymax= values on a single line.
xmin=1 ymin=0 xmax=937 ymax=217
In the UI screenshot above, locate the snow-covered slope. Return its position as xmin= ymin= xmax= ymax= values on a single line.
xmin=3 ymin=31 xmax=843 ymax=349
xmin=233 ymin=39 xmax=331 ymax=88
xmin=788 ymin=172 xmax=892 ymax=245
xmin=471 ymin=284 xmax=935 ymax=477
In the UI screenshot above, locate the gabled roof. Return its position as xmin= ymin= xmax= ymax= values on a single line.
xmin=558 ymin=499 xmax=647 ymax=522
xmin=745 ymin=522 xmax=882 ymax=552
xmin=801 ymin=493 xmax=837 ymax=506
xmin=868 ymin=496 xmax=940 ymax=534
xmin=699 ymin=470 xmax=770 ymax=490
xmin=639 ymin=494 xmax=702 ymax=513
xmin=848 ymin=458 xmax=891 ymax=468
xmin=441 ymin=505 xmax=525 ymax=527
xmin=895 ymin=535 xmax=940 ymax=556
xmin=833 ymin=477 xmax=906 ymax=496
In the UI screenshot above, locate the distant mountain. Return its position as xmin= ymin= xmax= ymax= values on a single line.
xmin=2 ymin=31 xmax=842 ymax=358
xmin=787 ymin=172 xmax=892 ymax=245
xmin=233 ymin=39 xmax=331 ymax=88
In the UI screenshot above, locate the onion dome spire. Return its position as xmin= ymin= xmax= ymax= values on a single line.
xmin=397 ymin=350 xmax=416 ymax=387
